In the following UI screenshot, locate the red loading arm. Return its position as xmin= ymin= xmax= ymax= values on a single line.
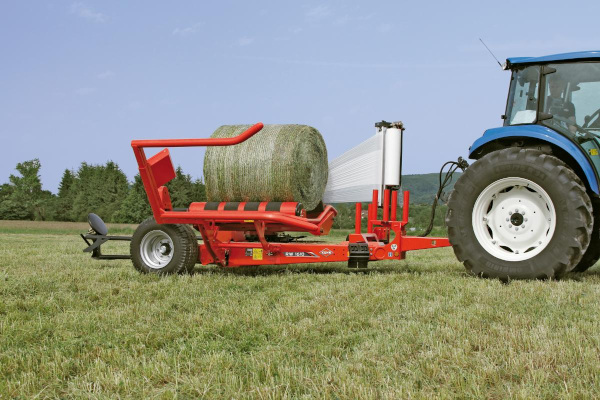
xmin=131 ymin=123 xmax=265 ymax=223
xmin=131 ymin=122 xmax=264 ymax=148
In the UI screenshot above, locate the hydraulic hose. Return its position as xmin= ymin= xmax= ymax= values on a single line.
xmin=419 ymin=157 xmax=469 ymax=237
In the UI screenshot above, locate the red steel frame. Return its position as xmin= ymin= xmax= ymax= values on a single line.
xmin=131 ymin=122 xmax=450 ymax=267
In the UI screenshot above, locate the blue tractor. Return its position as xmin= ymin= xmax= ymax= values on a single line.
xmin=447 ymin=51 xmax=600 ymax=280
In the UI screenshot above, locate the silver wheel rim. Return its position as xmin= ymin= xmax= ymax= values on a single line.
xmin=140 ymin=230 xmax=174 ymax=269
xmin=472 ymin=177 xmax=557 ymax=262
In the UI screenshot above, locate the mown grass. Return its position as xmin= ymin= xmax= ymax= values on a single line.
xmin=1 ymin=221 xmax=600 ymax=399
xmin=0 ymin=220 xmax=138 ymax=235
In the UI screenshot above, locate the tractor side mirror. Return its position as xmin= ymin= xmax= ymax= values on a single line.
xmin=537 ymin=112 xmax=554 ymax=121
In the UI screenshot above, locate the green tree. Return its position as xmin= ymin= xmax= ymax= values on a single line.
xmin=190 ymin=178 xmax=207 ymax=203
xmin=0 ymin=159 xmax=55 ymax=220
xmin=54 ymin=169 xmax=76 ymax=221
xmin=113 ymin=175 xmax=152 ymax=223
xmin=70 ymin=161 xmax=129 ymax=222
xmin=99 ymin=161 xmax=130 ymax=222
xmin=113 ymin=167 xmax=207 ymax=223
xmin=34 ymin=190 xmax=57 ymax=221
xmin=0 ymin=183 xmax=17 ymax=220
xmin=167 ymin=166 xmax=197 ymax=208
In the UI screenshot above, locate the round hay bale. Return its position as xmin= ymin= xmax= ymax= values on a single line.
xmin=203 ymin=124 xmax=328 ymax=211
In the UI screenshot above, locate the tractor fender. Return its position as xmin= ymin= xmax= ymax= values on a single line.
xmin=469 ymin=125 xmax=599 ymax=194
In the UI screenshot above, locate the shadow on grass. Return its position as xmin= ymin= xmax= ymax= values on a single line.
xmin=83 ymin=259 xmax=132 ymax=270
xmin=563 ymin=267 xmax=600 ymax=282
xmin=187 ymin=262 xmax=454 ymax=277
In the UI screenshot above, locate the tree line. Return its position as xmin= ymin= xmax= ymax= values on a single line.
xmin=0 ymin=159 xmax=205 ymax=223
xmin=0 ymin=159 xmax=446 ymax=231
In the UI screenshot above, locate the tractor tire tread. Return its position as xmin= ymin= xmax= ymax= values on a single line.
xmin=572 ymin=196 xmax=600 ymax=272
xmin=446 ymin=148 xmax=592 ymax=280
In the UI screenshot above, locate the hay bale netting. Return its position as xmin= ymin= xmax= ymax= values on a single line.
xmin=203 ymin=124 xmax=328 ymax=211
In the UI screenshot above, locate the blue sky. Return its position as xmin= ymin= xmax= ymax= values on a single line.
xmin=1 ymin=1 xmax=599 ymax=193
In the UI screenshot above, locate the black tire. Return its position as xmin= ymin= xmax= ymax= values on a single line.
xmin=131 ymin=217 xmax=198 ymax=275
xmin=572 ymin=196 xmax=600 ymax=272
xmin=446 ymin=148 xmax=593 ymax=280
xmin=182 ymin=224 xmax=199 ymax=273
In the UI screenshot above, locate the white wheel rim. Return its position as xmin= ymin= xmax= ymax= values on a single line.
xmin=472 ymin=177 xmax=556 ymax=262
xmin=140 ymin=230 xmax=174 ymax=269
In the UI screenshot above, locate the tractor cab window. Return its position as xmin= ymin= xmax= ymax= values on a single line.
xmin=540 ymin=62 xmax=600 ymax=173
xmin=541 ymin=63 xmax=600 ymax=135
xmin=506 ymin=66 xmax=540 ymax=125
xmin=569 ymin=75 xmax=600 ymax=132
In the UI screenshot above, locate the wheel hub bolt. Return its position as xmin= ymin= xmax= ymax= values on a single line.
xmin=508 ymin=224 xmax=512 ymax=228
xmin=159 ymin=244 xmax=171 ymax=255
xmin=515 ymin=227 xmax=519 ymax=231
xmin=506 ymin=218 xmax=509 ymax=222
xmin=515 ymin=250 xmax=520 ymax=254
xmin=522 ymin=225 xmax=525 ymax=229
xmin=509 ymin=211 xmax=513 ymax=215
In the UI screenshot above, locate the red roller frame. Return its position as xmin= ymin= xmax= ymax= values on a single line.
xmin=131 ymin=122 xmax=450 ymax=268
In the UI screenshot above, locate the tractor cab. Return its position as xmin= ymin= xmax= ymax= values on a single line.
xmin=504 ymin=58 xmax=600 ymax=172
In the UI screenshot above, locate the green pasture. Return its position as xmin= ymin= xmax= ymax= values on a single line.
xmin=1 ymin=221 xmax=599 ymax=399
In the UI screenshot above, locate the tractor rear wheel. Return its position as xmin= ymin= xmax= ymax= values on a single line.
xmin=446 ymin=148 xmax=593 ymax=280
xmin=572 ymin=196 xmax=600 ymax=272
xmin=131 ymin=217 xmax=198 ymax=275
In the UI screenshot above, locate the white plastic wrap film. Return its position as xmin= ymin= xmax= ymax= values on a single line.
xmin=322 ymin=132 xmax=384 ymax=204
xmin=383 ymin=128 xmax=402 ymax=186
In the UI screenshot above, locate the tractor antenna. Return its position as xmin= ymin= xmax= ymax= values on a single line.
xmin=479 ymin=38 xmax=503 ymax=69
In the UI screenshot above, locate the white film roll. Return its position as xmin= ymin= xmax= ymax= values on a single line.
xmin=383 ymin=128 xmax=402 ymax=186
xmin=322 ymin=132 xmax=384 ymax=204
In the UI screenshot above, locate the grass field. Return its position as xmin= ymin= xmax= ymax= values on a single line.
xmin=1 ymin=220 xmax=600 ymax=399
